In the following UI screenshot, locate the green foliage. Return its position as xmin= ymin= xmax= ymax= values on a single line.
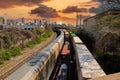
xmin=33 ymin=28 xmax=45 ymax=35
xmin=111 ymin=18 xmax=120 ymax=28
xmin=0 ymin=46 xmax=21 ymax=64
xmin=96 ymin=14 xmax=120 ymax=28
xmin=3 ymin=50 xmax=12 ymax=60
xmin=0 ymin=28 xmax=53 ymax=65
xmin=10 ymin=46 xmax=21 ymax=56
xmin=26 ymin=31 xmax=53 ymax=48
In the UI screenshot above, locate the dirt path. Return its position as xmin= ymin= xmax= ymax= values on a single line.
xmin=0 ymin=33 xmax=56 ymax=79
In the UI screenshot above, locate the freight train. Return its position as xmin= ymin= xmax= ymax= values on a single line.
xmin=5 ymin=30 xmax=64 ymax=80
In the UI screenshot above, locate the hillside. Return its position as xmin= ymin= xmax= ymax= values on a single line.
xmin=0 ymin=27 xmax=53 ymax=64
xmin=0 ymin=27 xmax=35 ymax=49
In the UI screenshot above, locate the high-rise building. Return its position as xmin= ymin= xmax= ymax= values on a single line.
xmin=0 ymin=17 xmax=6 ymax=25
xmin=76 ymin=14 xmax=79 ymax=27
xmin=76 ymin=14 xmax=83 ymax=28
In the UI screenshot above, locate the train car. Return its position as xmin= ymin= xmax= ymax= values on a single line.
xmin=63 ymin=30 xmax=69 ymax=41
xmin=71 ymin=35 xmax=106 ymax=80
xmin=65 ymin=32 xmax=69 ymax=40
xmin=55 ymin=30 xmax=64 ymax=50
xmin=61 ymin=41 xmax=70 ymax=55
xmin=61 ymin=41 xmax=70 ymax=62
xmin=73 ymin=36 xmax=83 ymax=44
xmin=5 ymin=30 xmax=64 ymax=80
xmin=57 ymin=64 xmax=68 ymax=80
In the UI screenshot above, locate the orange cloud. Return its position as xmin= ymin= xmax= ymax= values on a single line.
xmin=0 ymin=0 xmax=53 ymax=8
xmin=30 ymin=4 xmax=59 ymax=18
xmin=61 ymin=6 xmax=88 ymax=13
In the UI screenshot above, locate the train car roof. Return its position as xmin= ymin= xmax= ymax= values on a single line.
xmin=75 ymin=44 xmax=106 ymax=79
xmin=71 ymin=33 xmax=77 ymax=37
xmin=5 ymin=51 xmax=49 ymax=80
xmin=73 ymin=37 xmax=83 ymax=44
xmin=65 ymin=32 xmax=69 ymax=34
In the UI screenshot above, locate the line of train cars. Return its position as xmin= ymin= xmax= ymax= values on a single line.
xmin=62 ymin=30 xmax=71 ymax=63
xmin=61 ymin=30 xmax=70 ymax=62
xmin=56 ymin=30 xmax=70 ymax=80
xmin=5 ymin=30 xmax=64 ymax=80
xmin=71 ymin=33 xmax=106 ymax=80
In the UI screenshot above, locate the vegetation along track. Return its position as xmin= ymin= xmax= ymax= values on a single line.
xmin=0 ymin=33 xmax=56 ymax=79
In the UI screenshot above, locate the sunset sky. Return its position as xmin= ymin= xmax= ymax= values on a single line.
xmin=0 ymin=0 xmax=102 ymax=25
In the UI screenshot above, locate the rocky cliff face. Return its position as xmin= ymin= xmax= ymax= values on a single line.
xmin=0 ymin=27 xmax=35 ymax=49
xmin=77 ymin=10 xmax=120 ymax=74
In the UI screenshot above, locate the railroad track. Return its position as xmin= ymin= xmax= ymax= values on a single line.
xmin=0 ymin=33 xmax=56 ymax=79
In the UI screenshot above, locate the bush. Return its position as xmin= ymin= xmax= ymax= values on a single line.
xmin=26 ymin=31 xmax=53 ymax=48
xmin=3 ymin=50 xmax=12 ymax=60
xmin=0 ymin=60 xmax=4 ymax=64
xmin=0 ymin=46 xmax=21 ymax=64
xmin=10 ymin=46 xmax=21 ymax=56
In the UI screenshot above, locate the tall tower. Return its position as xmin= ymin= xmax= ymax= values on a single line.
xmin=21 ymin=17 xmax=25 ymax=24
xmin=76 ymin=13 xmax=79 ymax=27
xmin=79 ymin=15 xmax=82 ymax=26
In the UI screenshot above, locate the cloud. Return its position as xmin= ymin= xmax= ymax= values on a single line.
xmin=89 ymin=7 xmax=99 ymax=13
xmin=91 ymin=0 xmax=103 ymax=3
xmin=0 ymin=0 xmax=52 ymax=8
xmin=30 ymin=4 xmax=59 ymax=18
xmin=89 ymin=0 xmax=120 ymax=14
xmin=62 ymin=6 xmax=88 ymax=13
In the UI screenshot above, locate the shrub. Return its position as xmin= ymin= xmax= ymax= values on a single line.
xmin=3 ymin=50 xmax=12 ymax=60
xmin=10 ymin=46 xmax=21 ymax=56
xmin=26 ymin=31 xmax=53 ymax=48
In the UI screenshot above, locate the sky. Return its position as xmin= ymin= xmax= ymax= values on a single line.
xmin=0 ymin=0 xmax=102 ymax=25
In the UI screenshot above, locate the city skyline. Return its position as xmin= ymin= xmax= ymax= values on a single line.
xmin=0 ymin=0 xmax=101 ymax=25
